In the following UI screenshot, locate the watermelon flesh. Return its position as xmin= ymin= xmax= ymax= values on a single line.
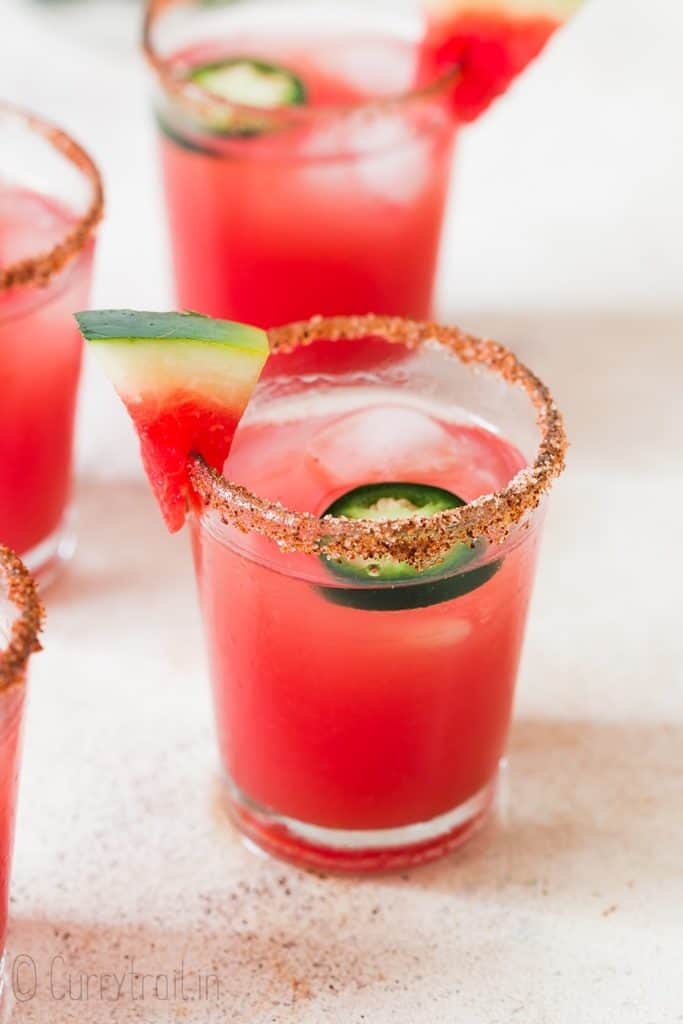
xmin=420 ymin=0 xmax=583 ymax=122
xmin=75 ymin=311 xmax=269 ymax=532
xmin=119 ymin=393 xmax=249 ymax=533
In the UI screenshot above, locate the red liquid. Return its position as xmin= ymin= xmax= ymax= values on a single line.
xmin=159 ymin=33 xmax=456 ymax=326
xmin=193 ymin=386 xmax=538 ymax=845
xmin=0 ymin=187 xmax=94 ymax=556
xmin=0 ymin=686 xmax=25 ymax=955
xmin=158 ymin=6 xmax=564 ymax=329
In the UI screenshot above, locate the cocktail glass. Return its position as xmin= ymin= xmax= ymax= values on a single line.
xmin=143 ymin=0 xmax=459 ymax=327
xmin=188 ymin=315 xmax=567 ymax=871
xmin=0 ymin=103 xmax=103 ymax=582
xmin=0 ymin=546 xmax=42 ymax=997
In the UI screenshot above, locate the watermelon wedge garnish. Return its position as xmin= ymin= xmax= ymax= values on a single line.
xmin=421 ymin=0 xmax=583 ymax=121
xmin=75 ymin=310 xmax=269 ymax=532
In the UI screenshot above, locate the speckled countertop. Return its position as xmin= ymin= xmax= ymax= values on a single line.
xmin=8 ymin=313 xmax=683 ymax=1023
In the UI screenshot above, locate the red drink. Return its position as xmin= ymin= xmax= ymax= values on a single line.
xmin=0 ymin=546 xmax=42 ymax=984
xmin=145 ymin=0 xmax=579 ymax=329
xmin=0 ymin=105 xmax=102 ymax=580
xmin=196 ymin=409 xmax=532 ymax=830
xmin=147 ymin=2 xmax=458 ymax=326
xmin=0 ymin=189 xmax=93 ymax=557
xmin=187 ymin=317 xmax=568 ymax=871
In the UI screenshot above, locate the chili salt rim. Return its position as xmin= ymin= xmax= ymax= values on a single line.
xmin=189 ymin=315 xmax=568 ymax=571
xmin=0 ymin=546 xmax=43 ymax=692
xmin=143 ymin=0 xmax=461 ymax=136
xmin=0 ymin=101 xmax=104 ymax=293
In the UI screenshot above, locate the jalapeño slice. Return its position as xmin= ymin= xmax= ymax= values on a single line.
xmin=318 ymin=482 xmax=500 ymax=611
xmin=161 ymin=57 xmax=307 ymax=145
xmin=189 ymin=58 xmax=307 ymax=109
xmin=161 ymin=58 xmax=305 ymax=148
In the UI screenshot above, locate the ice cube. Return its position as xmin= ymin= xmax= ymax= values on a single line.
xmin=301 ymin=113 xmax=432 ymax=206
xmin=307 ymin=404 xmax=457 ymax=488
xmin=354 ymin=127 xmax=432 ymax=204
xmin=315 ymin=38 xmax=418 ymax=97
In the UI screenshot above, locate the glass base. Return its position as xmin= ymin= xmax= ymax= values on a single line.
xmin=21 ymin=506 xmax=76 ymax=589
xmin=223 ymin=775 xmax=497 ymax=873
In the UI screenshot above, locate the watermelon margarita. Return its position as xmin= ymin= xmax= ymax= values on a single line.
xmin=0 ymin=105 xmax=102 ymax=580
xmin=0 ymin=546 xmax=42 ymax=988
xmin=77 ymin=310 xmax=567 ymax=871
xmin=195 ymin=398 xmax=533 ymax=845
xmin=144 ymin=0 xmax=580 ymax=327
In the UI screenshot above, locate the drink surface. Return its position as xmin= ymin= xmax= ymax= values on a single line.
xmin=227 ymin=393 xmax=525 ymax=522
xmin=0 ymin=185 xmax=92 ymax=555
xmin=193 ymin=378 xmax=538 ymax=831
xmin=160 ymin=23 xmax=456 ymax=326
xmin=171 ymin=30 xmax=421 ymax=107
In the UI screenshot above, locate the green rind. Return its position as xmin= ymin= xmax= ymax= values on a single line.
xmin=74 ymin=310 xmax=268 ymax=355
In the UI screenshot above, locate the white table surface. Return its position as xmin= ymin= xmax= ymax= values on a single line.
xmin=2 ymin=1 xmax=682 ymax=1021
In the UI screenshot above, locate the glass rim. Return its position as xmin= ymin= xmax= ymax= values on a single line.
xmin=0 ymin=546 xmax=43 ymax=692
xmin=142 ymin=0 xmax=461 ymax=130
xmin=0 ymin=100 xmax=104 ymax=294
xmin=189 ymin=315 xmax=568 ymax=571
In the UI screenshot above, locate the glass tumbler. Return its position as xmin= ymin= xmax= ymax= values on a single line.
xmin=188 ymin=315 xmax=567 ymax=871
xmin=0 ymin=102 xmax=103 ymax=582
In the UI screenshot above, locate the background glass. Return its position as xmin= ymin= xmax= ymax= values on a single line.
xmin=0 ymin=103 xmax=103 ymax=582
xmin=144 ymin=0 xmax=458 ymax=327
